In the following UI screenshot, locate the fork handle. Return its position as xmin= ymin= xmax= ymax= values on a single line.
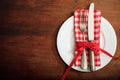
xmin=81 ymin=50 xmax=88 ymax=70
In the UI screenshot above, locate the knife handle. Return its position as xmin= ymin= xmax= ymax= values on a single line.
xmin=81 ymin=50 xmax=88 ymax=70
xmin=90 ymin=50 xmax=95 ymax=71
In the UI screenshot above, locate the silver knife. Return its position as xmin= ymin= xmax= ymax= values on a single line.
xmin=88 ymin=3 xmax=95 ymax=71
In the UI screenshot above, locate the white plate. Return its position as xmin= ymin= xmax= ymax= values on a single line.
xmin=57 ymin=16 xmax=117 ymax=72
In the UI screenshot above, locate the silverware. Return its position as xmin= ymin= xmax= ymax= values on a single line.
xmin=88 ymin=3 xmax=95 ymax=71
xmin=80 ymin=22 xmax=88 ymax=70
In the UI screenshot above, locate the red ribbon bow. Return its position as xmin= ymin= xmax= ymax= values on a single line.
xmin=76 ymin=41 xmax=99 ymax=54
xmin=61 ymin=41 xmax=120 ymax=80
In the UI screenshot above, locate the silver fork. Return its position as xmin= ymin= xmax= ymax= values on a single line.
xmin=80 ymin=16 xmax=88 ymax=70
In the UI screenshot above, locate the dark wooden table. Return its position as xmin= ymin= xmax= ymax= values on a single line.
xmin=0 ymin=0 xmax=120 ymax=80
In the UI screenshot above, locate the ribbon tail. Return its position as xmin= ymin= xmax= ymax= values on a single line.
xmin=100 ymin=48 xmax=120 ymax=59
xmin=61 ymin=50 xmax=83 ymax=80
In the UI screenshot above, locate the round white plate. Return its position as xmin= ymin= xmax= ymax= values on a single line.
xmin=57 ymin=16 xmax=117 ymax=72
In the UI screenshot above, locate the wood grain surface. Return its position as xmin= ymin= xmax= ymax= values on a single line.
xmin=0 ymin=0 xmax=120 ymax=80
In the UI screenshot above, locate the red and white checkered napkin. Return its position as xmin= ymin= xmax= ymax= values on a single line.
xmin=74 ymin=9 xmax=101 ymax=66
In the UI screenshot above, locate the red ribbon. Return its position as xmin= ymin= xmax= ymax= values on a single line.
xmin=61 ymin=41 xmax=120 ymax=80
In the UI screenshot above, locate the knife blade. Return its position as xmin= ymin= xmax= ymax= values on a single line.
xmin=88 ymin=3 xmax=95 ymax=71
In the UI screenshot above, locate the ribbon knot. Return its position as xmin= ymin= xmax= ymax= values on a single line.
xmin=76 ymin=41 xmax=99 ymax=54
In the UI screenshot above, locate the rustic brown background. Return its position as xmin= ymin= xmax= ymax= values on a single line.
xmin=0 ymin=0 xmax=120 ymax=80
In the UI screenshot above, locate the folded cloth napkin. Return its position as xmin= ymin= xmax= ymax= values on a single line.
xmin=74 ymin=9 xmax=101 ymax=66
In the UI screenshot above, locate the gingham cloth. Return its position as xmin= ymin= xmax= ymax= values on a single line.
xmin=74 ymin=9 xmax=101 ymax=66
